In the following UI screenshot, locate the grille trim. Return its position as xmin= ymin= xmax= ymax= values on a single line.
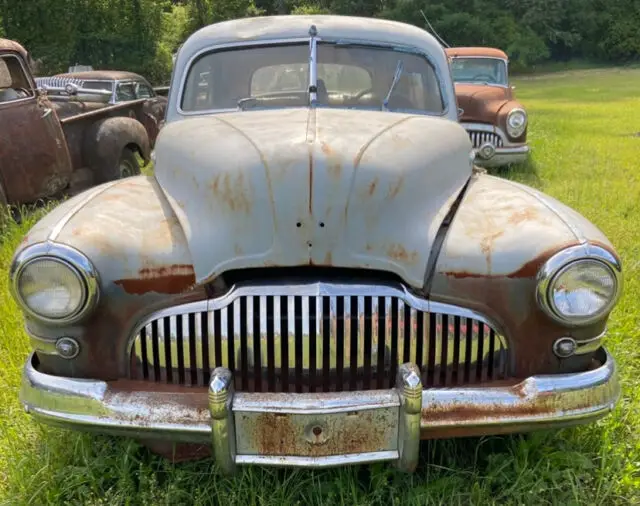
xmin=468 ymin=130 xmax=504 ymax=149
xmin=128 ymin=282 xmax=509 ymax=392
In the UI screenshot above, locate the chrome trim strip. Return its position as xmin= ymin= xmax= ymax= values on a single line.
xmin=48 ymin=180 xmax=121 ymax=241
xmin=233 ymin=389 xmax=399 ymax=414
xmin=235 ymin=452 xmax=399 ymax=467
xmin=575 ymin=329 xmax=607 ymax=355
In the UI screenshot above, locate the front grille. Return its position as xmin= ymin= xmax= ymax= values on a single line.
xmin=468 ymin=130 xmax=504 ymax=149
xmin=129 ymin=282 xmax=509 ymax=392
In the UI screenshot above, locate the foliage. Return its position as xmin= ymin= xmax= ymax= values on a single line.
xmin=1 ymin=0 xmax=638 ymax=84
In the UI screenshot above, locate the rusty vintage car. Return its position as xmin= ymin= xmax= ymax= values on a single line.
xmin=14 ymin=16 xmax=621 ymax=473
xmin=446 ymin=47 xmax=529 ymax=167
xmin=0 ymin=39 xmax=164 ymax=205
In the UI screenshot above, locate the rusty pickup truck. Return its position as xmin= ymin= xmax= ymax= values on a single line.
xmin=0 ymin=39 xmax=165 ymax=206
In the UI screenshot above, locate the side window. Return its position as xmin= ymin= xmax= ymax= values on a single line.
xmin=136 ymin=83 xmax=154 ymax=99
xmin=0 ymin=55 xmax=34 ymax=103
xmin=116 ymin=82 xmax=136 ymax=102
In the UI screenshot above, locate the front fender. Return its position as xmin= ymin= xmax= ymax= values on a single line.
xmin=83 ymin=116 xmax=151 ymax=174
xmin=429 ymin=174 xmax=617 ymax=377
xmin=15 ymin=176 xmax=204 ymax=381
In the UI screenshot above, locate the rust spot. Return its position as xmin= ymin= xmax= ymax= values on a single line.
xmin=387 ymin=177 xmax=404 ymax=199
xmin=321 ymin=142 xmax=333 ymax=156
xmin=114 ymin=264 xmax=196 ymax=295
xmin=368 ymin=178 xmax=378 ymax=196
xmin=388 ymin=244 xmax=418 ymax=264
xmin=248 ymin=410 xmax=389 ymax=457
xmin=508 ymin=207 xmax=539 ymax=226
xmin=234 ymin=244 xmax=243 ymax=256
xmin=209 ymin=172 xmax=251 ymax=213
xmin=366 ymin=244 xmax=373 ymax=252
xmin=323 ymin=251 xmax=333 ymax=265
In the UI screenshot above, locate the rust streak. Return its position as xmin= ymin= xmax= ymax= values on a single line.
xmin=115 ymin=264 xmax=196 ymax=295
xmin=368 ymin=178 xmax=378 ymax=196
xmin=388 ymin=244 xmax=418 ymax=264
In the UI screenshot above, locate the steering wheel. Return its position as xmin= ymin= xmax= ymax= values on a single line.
xmin=353 ymin=88 xmax=375 ymax=100
xmin=472 ymin=74 xmax=494 ymax=82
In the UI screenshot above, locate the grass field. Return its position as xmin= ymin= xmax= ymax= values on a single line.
xmin=1 ymin=68 xmax=640 ymax=505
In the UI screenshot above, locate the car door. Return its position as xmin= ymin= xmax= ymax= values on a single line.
xmin=0 ymin=52 xmax=72 ymax=204
xmin=135 ymin=80 xmax=166 ymax=146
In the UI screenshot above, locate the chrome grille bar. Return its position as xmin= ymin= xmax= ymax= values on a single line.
xmin=467 ymin=130 xmax=504 ymax=148
xmin=129 ymin=282 xmax=509 ymax=392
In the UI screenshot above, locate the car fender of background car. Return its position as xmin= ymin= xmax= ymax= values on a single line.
xmin=12 ymin=15 xmax=622 ymax=474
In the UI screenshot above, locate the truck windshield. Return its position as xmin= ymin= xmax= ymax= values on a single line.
xmin=181 ymin=42 xmax=444 ymax=114
xmin=450 ymin=57 xmax=507 ymax=86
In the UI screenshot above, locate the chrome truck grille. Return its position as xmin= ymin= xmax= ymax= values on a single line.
xmin=129 ymin=282 xmax=509 ymax=392
xmin=468 ymin=130 xmax=504 ymax=149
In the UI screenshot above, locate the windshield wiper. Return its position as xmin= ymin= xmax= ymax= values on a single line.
xmin=382 ymin=59 xmax=404 ymax=111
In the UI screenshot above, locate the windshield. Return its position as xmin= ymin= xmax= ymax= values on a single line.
xmin=181 ymin=42 xmax=444 ymax=114
xmin=450 ymin=57 xmax=507 ymax=86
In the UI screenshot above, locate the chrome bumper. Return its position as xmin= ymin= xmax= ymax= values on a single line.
xmin=474 ymin=145 xmax=530 ymax=168
xmin=21 ymin=348 xmax=618 ymax=473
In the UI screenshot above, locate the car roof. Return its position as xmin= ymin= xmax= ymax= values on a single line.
xmin=178 ymin=15 xmax=443 ymax=59
xmin=445 ymin=47 xmax=509 ymax=60
xmin=52 ymin=70 xmax=147 ymax=82
xmin=0 ymin=38 xmax=30 ymax=62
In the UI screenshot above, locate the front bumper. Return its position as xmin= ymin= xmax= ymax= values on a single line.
xmin=474 ymin=145 xmax=530 ymax=168
xmin=21 ymin=348 xmax=618 ymax=473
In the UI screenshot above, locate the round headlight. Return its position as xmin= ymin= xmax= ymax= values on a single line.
xmin=506 ymin=109 xmax=527 ymax=138
xmin=17 ymin=258 xmax=86 ymax=320
xmin=10 ymin=243 xmax=100 ymax=325
xmin=537 ymin=246 xmax=622 ymax=326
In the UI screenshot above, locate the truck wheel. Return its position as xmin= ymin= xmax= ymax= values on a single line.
xmin=116 ymin=148 xmax=142 ymax=179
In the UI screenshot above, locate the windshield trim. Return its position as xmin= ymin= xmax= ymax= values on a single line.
xmin=449 ymin=56 xmax=509 ymax=88
xmin=176 ymin=36 xmax=450 ymax=117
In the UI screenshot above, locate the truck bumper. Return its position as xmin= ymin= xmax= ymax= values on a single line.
xmin=21 ymin=348 xmax=618 ymax=473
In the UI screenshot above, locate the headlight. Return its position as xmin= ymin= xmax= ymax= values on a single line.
xmin=506 ymin=108 xmax=527 ymax=138
xmin=537 ymin=246 xmax=622 ymax=326
xmin=10 ymin=243 xmax=99 ymax=325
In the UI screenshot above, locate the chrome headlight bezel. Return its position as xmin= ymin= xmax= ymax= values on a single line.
xmin=506 ymin=108 xmax=527 ymax=139
xmin=10 ymin=242 xmax=100 ymax=326
xmin=536 ymin=244 xmax=622 ymax=327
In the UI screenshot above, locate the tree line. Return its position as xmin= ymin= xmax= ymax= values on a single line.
xmin=1 ymin=0 xmax=638 ymax=84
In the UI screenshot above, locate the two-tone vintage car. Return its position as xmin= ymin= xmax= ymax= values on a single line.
xmin=15 ymin=16 xmax=621 ymax=473
xmin=446 ymin=47 xmax=529 ymax=167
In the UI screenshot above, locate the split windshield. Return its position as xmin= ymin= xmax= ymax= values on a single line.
xmin=181 ymin=42 xmax=444 ymax=114
xmin=450 ymin=57 xmax=507 ymax=86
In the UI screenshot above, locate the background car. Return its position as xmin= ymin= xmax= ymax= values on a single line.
xmin=446 ymin=47 xmax=529 ymax=167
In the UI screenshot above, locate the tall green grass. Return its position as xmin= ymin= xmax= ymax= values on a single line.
xmin=1 ymin=69 xmax=639 ymax=505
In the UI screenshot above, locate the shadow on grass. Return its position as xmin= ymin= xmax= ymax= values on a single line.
xmin=489 ymin=157 xmax=543 ymax=189
xmin=3 ymin=422 xmax=623 ymax=505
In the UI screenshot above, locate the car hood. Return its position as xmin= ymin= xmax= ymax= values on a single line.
xmin=454 ymin=83 xmax=512 ymax=123
xmin=153 ymin=107 xmax=473 ymax=288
